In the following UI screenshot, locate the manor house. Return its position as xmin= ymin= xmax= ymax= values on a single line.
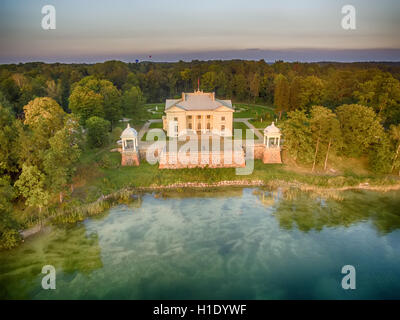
xmin=162 ymin=90 xmax=234 ymax=137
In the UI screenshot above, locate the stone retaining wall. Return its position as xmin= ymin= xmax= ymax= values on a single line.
xmin=159 ymin=150 xmax=246 ymax=169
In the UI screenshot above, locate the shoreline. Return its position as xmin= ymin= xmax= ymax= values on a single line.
xmin=17 ymin=179 xmax=400 ymax=242
xmin=132 ymin=180 xmax=400 ymax=192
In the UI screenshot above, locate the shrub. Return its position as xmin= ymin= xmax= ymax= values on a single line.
xmin=0 ymin=229 xmax=21 ymax=250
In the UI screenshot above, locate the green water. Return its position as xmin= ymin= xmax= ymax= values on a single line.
xmin=1 ymin=188 xmax=400 ymax=299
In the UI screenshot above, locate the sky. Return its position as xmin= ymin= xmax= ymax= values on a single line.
xmin=0 ymin=0 xmax=399 ymax=63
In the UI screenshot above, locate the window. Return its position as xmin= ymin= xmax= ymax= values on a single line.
xmin=197 ymin=115 xmax=201 ymax=119
xmin=221 ymin=125 xmax=225 ymax=131
xmin=189 ymin=123 xmax=192 ymax=129
xmin=174 ymin=117 xmax=178 ymax=122
xmin=221 ymin=116 xmax=225 ymax=121
xmin=188 ymin=115 xmax=192 ymax=119
xmin=207 ymin=115 xmax=211 ymax=119
xmin=207 ymin=123 xmax=211 ymax=130
xmin=198 ymin=123 xmax=201 ymax=130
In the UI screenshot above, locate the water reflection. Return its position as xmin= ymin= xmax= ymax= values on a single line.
xmin=1 ymin=187 xmax=400 ymax=299
xmin=254 ymin=188 xmax=400 ymax=234
xmin=0 ymin=225 xmax=102 ymax=299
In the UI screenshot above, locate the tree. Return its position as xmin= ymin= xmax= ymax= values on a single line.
xmin=289 ymin=76 xmax=303 ymax=111
xmin=281 ymin=110 xmax=313 ymax=164
xmin=0 ymin=177 xmax=19 ymax=250
xmin=336 ymin=104 xmax=384 ymax=157
xmin=122 ymin=73 xmax=140 ymax=91
xmin=23 ymin=97 xmax=65 ymax=138
xmin=354 ymin=73 xmax=400 ymax=123
xmin=390 ymin=124 xmax=400 ymax=175
xmin=0 ymin=103 xmax=18 ymax=178
xmin=69 ymin=76 xmax=122 ymax=126
xmin=233 ymin=74 xmax=247 ymax=101
xmin=122 ymin=86 xmax=145 ymax=116
xmin=44 ymin=124 xmax=81 ymax=203
xmin=0 ymin=77 xmax=21 ymax=114
xmin=15 ymin=97 xmax=66 ymax=170
xmin=249 ymin=73 xmax=260 ymax=102
xmin=69 ymin=85 xmax=104 ymax=122
xmin=274 ymin=74 xmax=290 ymax=119
xmin=91 ymin=60 xmax=129 ymax=89
xmin=14 ymin=164 xmax=49 ymax=217
xmin=45 ymin=79 xmax=63 ymax=105
xmin=18 ymin=97 xmax=66 ymax=169
xmin=323 ymin=70 xmax=357 ymax=107
xmin=309 ymin=106 xmax=342 ymax=171
xmin=369 ymin=132 xmax=392 ymax=174
xmin=260 ymin=73 xmax=274 ymax=103
xmin=85 ymin=116 xmax=110 ymax=148
xmin=201 ymin=71 xmax=217 ymax=92
xmin=298 ymin=76 xmax=324 ymax=111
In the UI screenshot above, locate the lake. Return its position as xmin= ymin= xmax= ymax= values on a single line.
xmin=1 ymin=187 xmax=400 ymax=299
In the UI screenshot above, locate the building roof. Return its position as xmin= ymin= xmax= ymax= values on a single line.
xmin=121 ymin=123 xmax=137 ymax=138
xmin=264 ymin=122 xmax=281 ymax=135
xmin=165 ymin=90 xmax=233 ymax=111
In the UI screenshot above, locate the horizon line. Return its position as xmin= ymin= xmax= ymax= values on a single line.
xmin=1 ymin=48 xmax=400 ymax=65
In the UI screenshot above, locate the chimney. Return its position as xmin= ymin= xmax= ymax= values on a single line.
xmin=181 ymin=92 xmax=185 ymax=101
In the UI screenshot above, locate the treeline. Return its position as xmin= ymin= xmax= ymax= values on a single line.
xmin=282 ymin=105 xmax=400 ymax=174
xmin=1 ymin=60 xmax=400 ymax=124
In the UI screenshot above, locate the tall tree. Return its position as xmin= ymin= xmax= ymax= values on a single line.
xmin=122 ymin=86 xmax=145 ymax=117
xmin=249 ymin=73 xmax=260 ymax=102
xmin=0 ymin=103 xmax=18 ymax=178
xmin=354 ymin=73 xmax=400 ymax=125
xmin=369 ymin=132 xmax=393 ymax=174
xmin=390 ymin=124 xmax=400 ymax=175
xmin=23 ymin=97 xmax=65 ymax=135
xmin=336 ymin=104 xmax=384 ymax=157
xmin=281 ymin=110 xmax=313 ymax=164
xmin=233 ymin=74 xmax=247 ymax=101
xmin=69 ymin=76 xmax=122 ymax=126
xmin=309 ymin=106 xmax=342 ymax=172
xmin=14 ymin=164 xmax=49 ymax=218
xmin=44 ymin=122 xmax=81 ymax=203
xmin=298 ymin=76 xmax=324 ymax=111
xmin=274 ymin=74 xmax=290 ymax=119
xmin=20 ymin=97 xmax=66 ymax=167
xmin=289 ymin=76 xmax=303 ymax=111
xmin=201 ymin=71 xmax=217 ymax=92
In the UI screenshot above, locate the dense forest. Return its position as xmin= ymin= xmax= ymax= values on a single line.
xmin=1 ymin=59 xmax=400 ymax=249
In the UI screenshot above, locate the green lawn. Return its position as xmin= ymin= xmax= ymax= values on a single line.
xmin=122 ymin=103 xmax=164 ymax=125
xmin=233 ymin=103 xmax=275 ymax=119
xmin=149 ymin=121 xmax=163 ymax=129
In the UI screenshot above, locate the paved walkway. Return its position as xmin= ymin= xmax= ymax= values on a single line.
xmin=138 ymin=119 xmax=162 ymax=141
xmin=234 ymin=118 xmax=264 ymax=142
